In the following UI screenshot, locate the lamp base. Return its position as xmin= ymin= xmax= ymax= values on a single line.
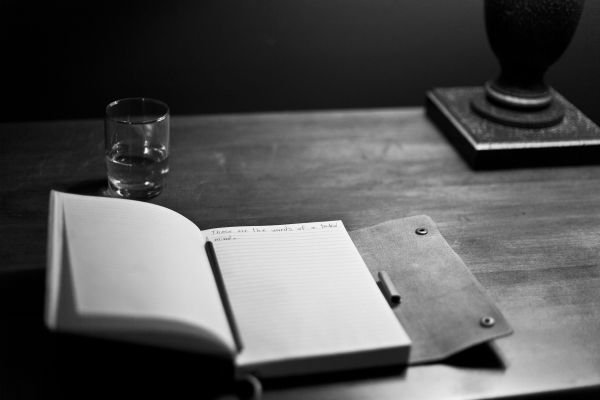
xmin=425 ymin=87 xmax=600 ymax=169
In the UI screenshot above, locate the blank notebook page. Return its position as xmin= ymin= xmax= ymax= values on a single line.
xmin=55 ymin=192 xmax=235 ymax=356
xmin=204 ymin=221 xmax=410 ymax=372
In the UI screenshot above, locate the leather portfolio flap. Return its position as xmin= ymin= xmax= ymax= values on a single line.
xmin=350 ymin=215 xmax=512 ymax=365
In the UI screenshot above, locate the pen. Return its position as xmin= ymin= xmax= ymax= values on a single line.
xmin=378 ymin=271 xmax=401 ymax=305
xmin=205 ymin=240 xmax=244 ymax=352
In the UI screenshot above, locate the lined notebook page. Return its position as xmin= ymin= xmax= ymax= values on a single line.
xmin=204 ymin=221 xmax=410 ymax=375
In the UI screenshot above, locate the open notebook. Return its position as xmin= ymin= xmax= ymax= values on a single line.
xmin=46 ymin=191 xmax=411 ymax=378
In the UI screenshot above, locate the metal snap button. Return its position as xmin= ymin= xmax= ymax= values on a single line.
xmin=415 ymin=227 xmax=428 ymax=235
xmin=480 ymin=316 xmax=495 ymax=328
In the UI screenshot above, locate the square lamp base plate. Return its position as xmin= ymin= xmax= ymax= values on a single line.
xmin=426 ymin=87 xmax=600 ymax=169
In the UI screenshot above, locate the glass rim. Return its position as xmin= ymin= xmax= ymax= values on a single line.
xmin=106 ymin=97 xmax=170 ymax=125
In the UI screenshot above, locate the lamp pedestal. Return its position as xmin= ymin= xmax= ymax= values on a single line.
xmin=426 ymin=0 xmax=600 ymax=169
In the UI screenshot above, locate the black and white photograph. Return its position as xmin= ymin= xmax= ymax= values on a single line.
xmin=1 ymin=1 xmax=599 ymax=399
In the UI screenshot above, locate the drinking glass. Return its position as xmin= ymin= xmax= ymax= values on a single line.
xmin=105 ymin=98 xmax=170 ymax=199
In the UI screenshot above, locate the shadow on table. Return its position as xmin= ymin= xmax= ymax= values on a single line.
xmin=262 ymin=343 xmax=507 ymax=392
xmin=0 ymin=269 xmax=512 ymax=399
xmin=0 ymin=269 xmax=234 ymax=399
xmin=54 ymin=178 xmax=109 ymax=197
xmin=442 ymin=341 xmax=507 ymax=370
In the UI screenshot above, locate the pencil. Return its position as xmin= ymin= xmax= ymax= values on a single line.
xmin=378 ymin=270 xmax=401 ymax=305
xmin=205 ymin=240 xmax=244 ymax=352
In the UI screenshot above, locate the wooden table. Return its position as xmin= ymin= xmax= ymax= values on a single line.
xmin=1 ymin=109 xmax=600 ymax=399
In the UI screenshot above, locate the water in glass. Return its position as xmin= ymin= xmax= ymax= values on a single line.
xmin=105 ymin=141 xmax=169 ymax=198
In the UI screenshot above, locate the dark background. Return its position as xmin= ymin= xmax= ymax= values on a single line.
xmin=1 ymin=0 xmax=598 ymax=123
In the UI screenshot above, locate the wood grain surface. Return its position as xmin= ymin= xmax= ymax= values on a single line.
xmin=1 ymin=109 xmax=600 ymax=399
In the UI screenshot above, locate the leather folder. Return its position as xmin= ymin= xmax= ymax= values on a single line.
xmin=350 ymin=215 xmax=513 ymax=365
